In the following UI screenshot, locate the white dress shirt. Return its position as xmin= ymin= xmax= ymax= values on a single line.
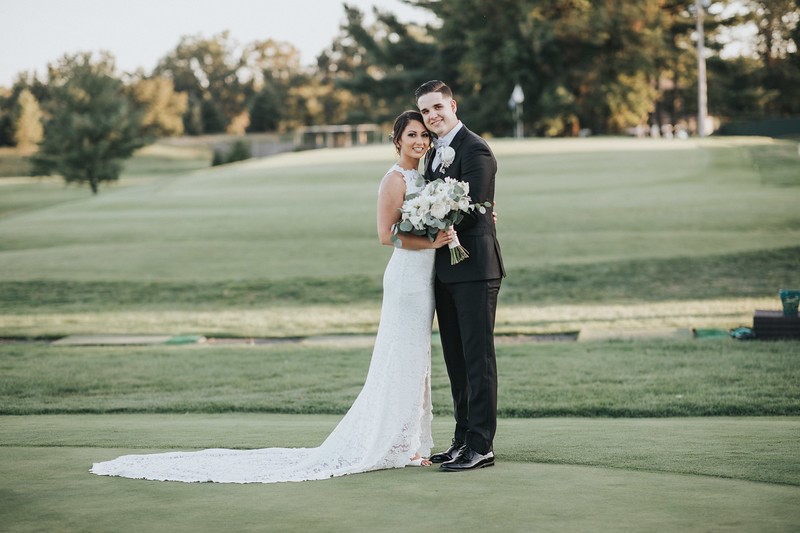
xmin=432 ymin=121 xmax=464 ymax=171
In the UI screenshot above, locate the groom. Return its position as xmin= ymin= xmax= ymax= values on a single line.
xmin=415 ymin=80 xmax=505 ymax=471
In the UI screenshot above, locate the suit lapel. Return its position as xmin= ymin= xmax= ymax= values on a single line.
xmin=437 ymin=127 xmax=469 ymax=178
xmin=424 ymin=148 xmax=435 ymax=181
xmin=448 ymin=126 xmax=469 ymax=155
xmin=426 ymin=126 xmax=469 ymax=180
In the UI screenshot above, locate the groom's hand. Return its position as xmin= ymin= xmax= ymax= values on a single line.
xmin=492 ymin=201 xmax=497 ymax=225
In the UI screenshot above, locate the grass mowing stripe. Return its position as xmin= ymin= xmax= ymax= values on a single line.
xmin=2 ymin=415 xmax=799 ymax=486
xmin=2 ymin=138 xmax=798 ymax=285
xmin=2 ymin=445 xmax=798 ymax=533
xmin=1 ymin=246 xmax=797 ymax=313
xmin=0 ymin=297 xmax=775 ymax=338
xmin=1 ymin=340 xmax=797 ymax=417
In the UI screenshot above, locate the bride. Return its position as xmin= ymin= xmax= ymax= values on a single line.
xmin=90 ymin=111 xmax=452 ymax=483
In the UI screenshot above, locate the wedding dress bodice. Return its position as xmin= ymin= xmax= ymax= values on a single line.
xmin=90 ymin=164 xmax=436 ymax=483
xmin=390 ymin=163 xmax=426 ymax=195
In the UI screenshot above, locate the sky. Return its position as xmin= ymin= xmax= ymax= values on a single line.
xmin=0 ymin=0 xmax=437 ymax=87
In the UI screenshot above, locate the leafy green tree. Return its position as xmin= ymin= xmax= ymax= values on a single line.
xmin=315 ymin=4 xmax=438 ymax=125
xmin=31 ymin=52 xmax=149 ymax=194
xmin=244 ymin=39 xmax=303 ymax=88
xmin=211 ymin=138 xmax=251 ymax=166
xmin=0 ymin=87 xmax=13 ymax=147
xmin=281 ymin=80 xmax=355 ymax=127
xmin=127 ymin=76 xmax=188 ymax=137
xmin=243 ymin=39 xmax=304 ymax=132
xmin=248 ymin=84 xmax=281 ymax=131
xmin=155 ymin=32 xmax=252 ymax=134
xmin=570 ymin=2 xmax=664 ymax=134
xmin=652 ymin=1 xmax=737 ymax=131
xmin=0 ymin=73 xmax=48 ymax=146
xmin=200 ymin=99 xmax=227 ymax=133
xmin=183 ymin=94 xmax=205 ymax=135
xmin=226 ymin=138 xmax=251 ymax=163
xmin=706 ymin=55 xmax=778 ymax=118
xmin=744 ymin=0 xmax=800 ymax=115
xmin=413 ymin=0 xmax=532 ymax=134
xmin=747 ymin=0 xmax=798 ymax=63
xmin=405 ymin=0 xmax=740 ymax=135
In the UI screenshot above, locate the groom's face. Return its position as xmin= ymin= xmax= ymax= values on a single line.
xmin=417 ymin=92 xmax=458 ymax=137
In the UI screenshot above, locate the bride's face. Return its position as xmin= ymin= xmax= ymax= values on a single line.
xmin=398 ymin=120 xmax=431 ymax=161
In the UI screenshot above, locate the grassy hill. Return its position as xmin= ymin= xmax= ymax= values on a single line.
xmin=1 ymin=136 xmax=797 ymax=337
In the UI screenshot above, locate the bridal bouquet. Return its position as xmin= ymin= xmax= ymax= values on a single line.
xmin=391 ymin=177 xmax=491 ymax=264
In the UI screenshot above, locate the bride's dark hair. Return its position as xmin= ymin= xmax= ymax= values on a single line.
xmin=391 ymin=110 xmax=426 ymax=154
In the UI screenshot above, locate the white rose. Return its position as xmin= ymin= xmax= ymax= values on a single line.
xmin=441 ymin=146 xmax=455 ymax=168
xmin=430 ymin=201 xmax=449 ymax=220
xmin=407 ymin=197 xmax=425 ymax=211
xmin=428 ymin=191 xmax=445 ymax=205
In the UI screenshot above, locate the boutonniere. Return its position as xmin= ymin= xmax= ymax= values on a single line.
xmin=439 ymin=146 xmax=455 ymax=172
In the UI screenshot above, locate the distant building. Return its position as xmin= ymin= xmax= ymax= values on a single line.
xmin=296 ymin=124 xmax=384 ymax=149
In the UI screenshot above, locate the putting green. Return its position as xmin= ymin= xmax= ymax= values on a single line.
xmin=3 ymin=447 xmax=798 ymax=532
xmin=1 ymin=415 xmax=798 ymax=532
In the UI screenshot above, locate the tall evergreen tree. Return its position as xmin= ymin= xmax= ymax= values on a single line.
xmin=744 ymin=0 xmax=800 ymax=114
xmin=0 ymin=87 xmax=14 ymax=147
xmin=316 ymin=4 xmax=438 ymax=124
xmin=0 ymin=73 xmax=48 ymax=146
xmin=248 ymin=85 xmax=281 ymax=131
xmin=406 ymin=0 xmax=740 ymax=135
xmin=411 ymin=0 xmax=532 ymax=134
xmin=13 ymin=88 xmax=44 ymax=151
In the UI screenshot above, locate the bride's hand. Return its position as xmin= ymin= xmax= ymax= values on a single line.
xmin=432 ymin=228 xmax=454 ymax=249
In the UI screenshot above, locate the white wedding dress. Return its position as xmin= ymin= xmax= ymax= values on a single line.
xmin=90 ymin=165 xmax=436 ymax=483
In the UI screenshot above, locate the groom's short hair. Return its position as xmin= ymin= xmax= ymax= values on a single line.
xmin=414 ymin=80 xmax=453 ymax=100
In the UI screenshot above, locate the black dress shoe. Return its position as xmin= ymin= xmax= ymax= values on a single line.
xmin=429 ymin=439 xmax=465 ymax=464
xmin=439 ymin=447 xmax=494 ymax=471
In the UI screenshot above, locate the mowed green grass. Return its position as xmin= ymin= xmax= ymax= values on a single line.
xmin=1 ymin=339 xmax=798 ymax=417
xmin=1 ymin=415 xmax=799 ymax=532
xmin=1 ymin=336 xmax=799 ymax=531
xmin=1 ymin=136 xmax=798 ymax=337
xmin=0 ymin=147 xmax=32 ymax=177
xmin=0 ymin=142 xmax=211 ymax=243
xmin=1 ymin=137 xmax=797 ymax=281
xmin=1 ymin=137 xmax=799 ymax=532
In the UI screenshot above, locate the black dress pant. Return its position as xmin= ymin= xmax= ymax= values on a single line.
xmin=434 ymin=277 xmax=501 ymax=455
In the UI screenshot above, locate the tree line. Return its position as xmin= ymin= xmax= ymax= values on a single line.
xmin=0 ymin=0 xmax=796 ymax=192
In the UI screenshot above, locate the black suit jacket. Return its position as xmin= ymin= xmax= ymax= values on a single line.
xmin=425 ymin=126 xmax=505 ymax=283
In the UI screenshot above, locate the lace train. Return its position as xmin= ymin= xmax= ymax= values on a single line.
xmin=90 ymin=165 xmax=435 ymax=484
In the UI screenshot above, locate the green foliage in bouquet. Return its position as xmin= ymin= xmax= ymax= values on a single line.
xmin=390 ymin=178 xmax=491 ymax=264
